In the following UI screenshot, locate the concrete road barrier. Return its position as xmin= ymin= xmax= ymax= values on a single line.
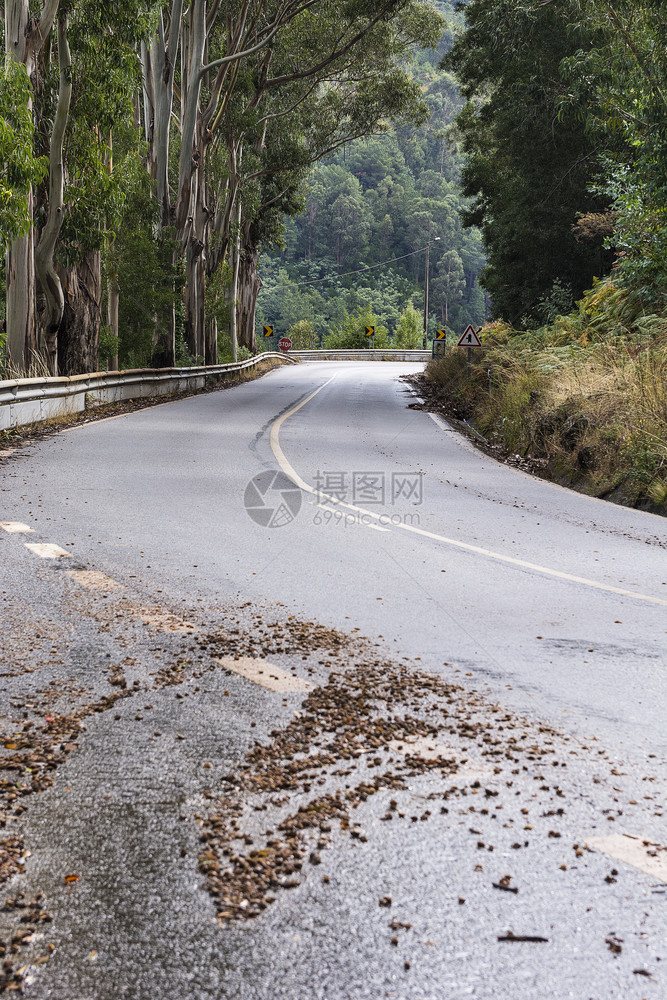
xmin=288 ymin=349 xmax=430 ymax=361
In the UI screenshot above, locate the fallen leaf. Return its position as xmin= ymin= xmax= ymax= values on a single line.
xmin=498 ymin=931 xmax=548 ymax=943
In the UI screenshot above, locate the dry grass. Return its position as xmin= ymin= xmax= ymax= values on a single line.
xmin=1 ymin=350 xmax=51 ymax=381
xmin=425 ymin=282 xmax=667 ymax=512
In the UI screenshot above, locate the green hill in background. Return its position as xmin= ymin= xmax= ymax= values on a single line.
xmin=257 ymin=0 xmax=485 ymax=348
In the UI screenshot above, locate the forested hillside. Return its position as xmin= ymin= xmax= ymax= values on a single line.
xmin=256 ymin=0 xmax=488 ymax=348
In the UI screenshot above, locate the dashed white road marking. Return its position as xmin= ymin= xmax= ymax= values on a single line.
xmin=366 ymin=523 xmax=391 ymax=533
xmin=389 ymin=736 xmax=494 ymax=780
xmin=66 ymin=570 xmax=122 ymax=591
xmin=214 ymin=656 xmax=314 ymax=693
xmin=270 ymin=379 xmax=667 ymax=609
xmin=587 ymin=834 xmax=667 ymax=883
xmin=1 ymin=522 xmax=34 ymax=534
xmin=24 ymin=542 xmax=71 ymax=559
xmin=128 ymin=605 xmax=197 ymax=633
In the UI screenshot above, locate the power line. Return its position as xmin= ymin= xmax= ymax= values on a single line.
xmin=267 ymin=246 xmax=429 ymax=290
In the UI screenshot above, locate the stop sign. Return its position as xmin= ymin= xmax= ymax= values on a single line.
xmin=278 ymin=337 xmax=292 ymax=352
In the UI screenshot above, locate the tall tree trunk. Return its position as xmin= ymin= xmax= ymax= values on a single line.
xmin=182 ymin=149 xmax=209 ymax=360
xmin=229 ymin=197 xmax=241 ymax=363
xmin=5 ymin=226 xmax=36 ymax=373
xmin=34 ymin=15 xmax=72 ymax=376
xmin=58 ymin=251 xmax=102 ymax=375
xmin=237 ymin=244 xmax=261 ymax=353
xmin=5 ymin=0 xmax=61 ymax=371
xmin=184 ymin=250 xmax=205 ymax=359
xmin=205 ymin=315 xmax=217 ymax=365
xmin=107 ymin=274 xmax=119 ymax=370
xmin=141 ymin=0 xmax=183 ymax=227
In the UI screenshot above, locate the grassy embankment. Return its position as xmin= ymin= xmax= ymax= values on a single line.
xmin=423 ymin=279 xmax=667 ymax=513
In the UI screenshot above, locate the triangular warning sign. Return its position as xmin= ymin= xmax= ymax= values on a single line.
xmin=457 ymin=325 xmax=482 ymax=348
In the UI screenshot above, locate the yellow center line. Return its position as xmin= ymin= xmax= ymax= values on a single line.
xmin=270 ymin=378 xmax=667 ymax=609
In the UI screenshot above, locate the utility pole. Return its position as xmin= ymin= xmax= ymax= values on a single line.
xmin=423 ymin=236 xmax=440 ymax=349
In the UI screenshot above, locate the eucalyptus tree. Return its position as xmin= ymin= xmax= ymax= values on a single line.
xmin=33 ymin=13 xmax=70 ymax=374
xmin=140 ymin=0 xmax=326 ymax=362
xmin=4 ymin=0 xmax=60 ymax=370
xmin=0 ymin=60 xmax=46 ymax=258
xmin=139 ymin=0 xmax=442 ymax=361
xmin=30 ymin=0 xmax=158 ymax=374
xmin=216 ymin=0 xmax=444 ymax=353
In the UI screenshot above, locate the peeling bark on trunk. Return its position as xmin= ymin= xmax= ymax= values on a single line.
xmin=5 ymin=227 xmax=36 ymax=372
xmin=107 ymin=275 xmax=119 ymax=371
xmin=141 ymin=0 xmax=183 ymax=228
xmin=34 ymin=15 xmax=72 ymax=376
xmin=237 ymin=245 xmax=261 ymax=353
xmin=228 ymin=197 xmax=242 ymax=362
xmin=205 ymin=315 xmax=217 ymax=365
xmin=184 ymin=251 xmax=205 ymax=360
xmin=5 ymin=0 xmax=61 ymax=371
xmin=58 ymin=251 xmax=102 ymax=375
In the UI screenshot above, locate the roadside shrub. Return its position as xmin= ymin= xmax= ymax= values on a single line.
xmin=423 ymin=277 xmax=667 ymax=511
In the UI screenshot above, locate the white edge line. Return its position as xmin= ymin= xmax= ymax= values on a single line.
xmin=426 ymin=408 xmax=667 ymax=525
xmin=270 ymin=380 xmax=667 ymax=609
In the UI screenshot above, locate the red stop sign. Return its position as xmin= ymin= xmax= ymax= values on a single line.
xmin=278 ymin=337 xmax=292 ymax=352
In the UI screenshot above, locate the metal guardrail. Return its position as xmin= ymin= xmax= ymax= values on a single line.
xmin=0 ymin=348 xmax=428 ymax=433
xmin=0 ymin=352 xmax=296 ymax=432
xmin=287 ymin=349 xmax=431 ymax=361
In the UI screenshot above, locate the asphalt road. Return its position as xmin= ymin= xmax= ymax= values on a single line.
xmin=1 ymin=361 xmax=665 ymax=1000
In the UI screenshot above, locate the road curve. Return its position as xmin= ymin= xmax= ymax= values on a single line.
xmin=1 ymin=361 xmax=665 ymax=1000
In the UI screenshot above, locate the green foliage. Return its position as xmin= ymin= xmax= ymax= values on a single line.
xmin=108 ymin=163 xmax=181 ymax=369
xmin=287 ymin=320 xmax=318 ymax=349
xmin=98 ymin=325 xmax=119 ymax=366
xmin=526 ymin=279 xmax=575 ymax=330
xmin=424 ymin=276 xmax=667 ymax=508
xmin=394 ymin=302 xmax=422 ymax=348
xmin=0 ymin=59 xmax=47 ymax=245
xmin=445 ymin=0 xmax=617 ymax=325
xmin=557 ymin=1 xmax=667 ymax=308
xmin=325 ymin=306 xmax=389 ymax=349
xmin=257 ymin=17 xmax=488 ymax=344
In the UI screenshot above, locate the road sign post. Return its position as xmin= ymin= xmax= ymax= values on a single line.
xmin=278 ymin=337 xmax=292 ymax=353
xmin=365 ymin=325 xmax=375 ymax=349
xmin=433 ymin=329 xmax=447 ymax=358
xmin=457 ymin=325 xmax=483 ymax=374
